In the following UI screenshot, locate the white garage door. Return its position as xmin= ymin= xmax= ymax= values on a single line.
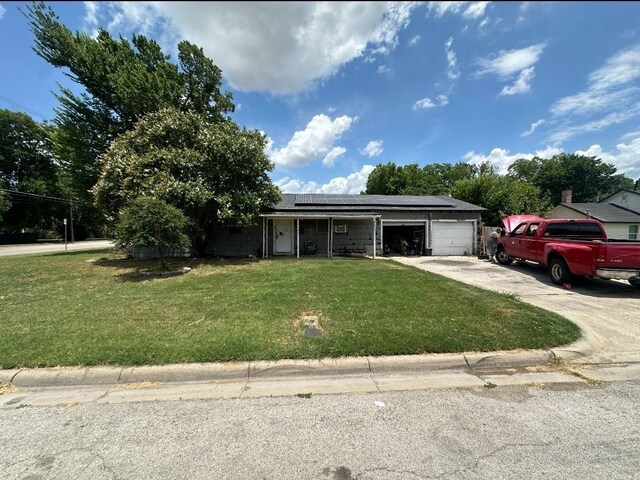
xmin=431 ymin=221 xmax=474 ymax=256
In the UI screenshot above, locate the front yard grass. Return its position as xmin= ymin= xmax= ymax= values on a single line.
xmin=0 ymin=251 xmax=580 ymax=368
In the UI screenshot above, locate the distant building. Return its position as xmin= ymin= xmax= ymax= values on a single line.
xmin=547 ymin=189 xmax=640 ymax=240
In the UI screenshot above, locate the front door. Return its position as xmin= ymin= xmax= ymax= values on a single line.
xmin=274 ymin=219 xmax=294 ymax=254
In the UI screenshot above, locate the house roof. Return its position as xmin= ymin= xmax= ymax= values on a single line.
xmin=559 ymin=202 xmax=640 ymax=223
xmin=267 ymin=194 xmax=485 ymax=213
xmin=600 ymin=188 xmax=640 ymax=203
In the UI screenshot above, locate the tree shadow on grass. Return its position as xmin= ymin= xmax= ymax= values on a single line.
xmin=42 ymin=248 xmax=114 ymax=258
xmin=90 ymin=255 xmax=264 ymax=283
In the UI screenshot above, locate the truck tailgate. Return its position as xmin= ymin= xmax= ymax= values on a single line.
xmin=603 ymin=242 xmax=640 ymax=268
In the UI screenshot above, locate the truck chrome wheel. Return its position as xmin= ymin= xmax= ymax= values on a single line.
xmin=548 ymin=257 xmax=571 ymax=286
xmin=496 ymin=249 xmax=512 ymax=265
xmin=551 ymin=263 xmax=562 ymax=281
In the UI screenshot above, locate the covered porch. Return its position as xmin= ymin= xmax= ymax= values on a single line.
xmin=260 ymin=214 xmax=381 ymax=259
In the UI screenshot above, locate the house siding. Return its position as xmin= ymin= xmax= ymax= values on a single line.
xmin=605 ymin=223 xmax=637 ymax=240
xmin=546 ymin=205 xmax=588 ymax=220
xmin=546 ymin=206 xmax=637 ymax=239
xmin=206 ymin=224 xmax=263 ymax=257
xmin=331 ymin=219 xmax=380 ymax=256
xmin=605 ymin=191 xmax=640 ymax=212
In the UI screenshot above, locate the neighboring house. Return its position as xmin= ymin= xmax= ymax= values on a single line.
xmin=205 ymin=194 xmax=485 ymax=258
xmin=547 ymin=189 xmax=640 ymax=240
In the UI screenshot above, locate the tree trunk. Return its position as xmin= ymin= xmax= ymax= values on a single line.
xmin=158 ymin=245 xmax=166 ymax=270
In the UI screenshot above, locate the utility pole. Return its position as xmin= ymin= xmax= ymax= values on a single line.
xmin=69 ymin=194 xmax=75 ymax=243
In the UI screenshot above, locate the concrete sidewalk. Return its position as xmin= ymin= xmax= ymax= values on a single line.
xmin=2 ymin=353 xmax=640 ymax=408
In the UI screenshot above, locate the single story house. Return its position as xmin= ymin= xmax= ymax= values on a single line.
xmin=205 ymin=194 xmax=485 ymax=258
xmin=546 ymin=189 xmax=640 ymax=240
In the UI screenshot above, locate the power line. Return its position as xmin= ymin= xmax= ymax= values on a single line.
xmin=0 ymin=95 xmax=50 ymax=120
xmin=1 ymin=188 xmax=91 ymax=206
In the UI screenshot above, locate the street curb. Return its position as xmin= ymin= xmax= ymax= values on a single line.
xmin=1 ymin=348 xmax=587 ymax=389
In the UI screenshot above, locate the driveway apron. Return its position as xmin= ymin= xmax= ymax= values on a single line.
xmin=392 ymin=256 xmax=640 ymax=363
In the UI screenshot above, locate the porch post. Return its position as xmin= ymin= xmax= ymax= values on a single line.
xmin=327 ymin=218 xmax=330 ymax=258
xmin=330 ymin=218 xmax=334 ymax=258
xmin=262 ymin=217 xmax=265 ymax=258
xmin=424 ymin=221 xmax=428 ymax=254
xmin=372 ymin=217 xmax=377 ymax=259
xmin=265 ymin=219 xmax=269 ymax=258
xmin=380 ymin=219 xmax=384 ymax=257
xmin=296 ymin=218 xmax=300 ymax=259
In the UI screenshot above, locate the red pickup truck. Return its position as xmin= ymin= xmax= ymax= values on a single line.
xmin=496 ymin=215 xmax=640 ymax=288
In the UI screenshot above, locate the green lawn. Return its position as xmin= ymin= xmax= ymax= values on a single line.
xmin=0 ymin=251 xmax=580 ymax=368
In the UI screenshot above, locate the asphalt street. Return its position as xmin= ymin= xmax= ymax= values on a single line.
xmin=2 ymin=380 xmax=639 ymax=479
xmin=0 ymin=240 xmax=113 ymax=256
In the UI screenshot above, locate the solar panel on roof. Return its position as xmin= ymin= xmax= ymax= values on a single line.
xmin=294 ymin=194 xmax=454 ymax=207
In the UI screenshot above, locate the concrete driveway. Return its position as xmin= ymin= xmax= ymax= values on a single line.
xmin=392 ymin=256 xmax=640 ymax=363
xmin=0 ymin=240 xmax=114 ymax=256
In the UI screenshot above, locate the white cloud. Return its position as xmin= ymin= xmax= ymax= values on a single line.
xmin=576 ymin=138 xmax=640 ymax=179
xmin=0 ymin=3 xmax=5 ymax=20
xmin=427 ymin=2 xmax=490 ymax=20
xmin=413 ymin=95 xmax=449 ymax=110
xmin=360 ymin=140 xmax=384 ymax=157
xmin=426 ymin=2 xmax=468 ymax=17
xmin=408 ymin=35 xmax=421 ymax=46
xmin=463 ymin=2 xmax=490 ymax=19
xmin=521 ymin=119 xmax=545 ymax=137
xmin=427 ymin=2 xmax=491 ymax=26
xmin=87 ymin=2 xmax=417 ymax=94
xmin=546 ymin=45 xmax=640 ymax=142
xmin=551 ymin=45 xmax=640 ymax=118
xmin=551 ymin=87 xmax=640 ymax=118
xmin=275 ymin=165 xmax=376 ymax=194
xmin=322 ymin=146 xmax=347 ymax=167
xmin=436 ymin=94 xmax=449 ymax=106
xmin=268 ymin=114 xmax=354 ymax=168
xmin=462 ymin=136 xmax=640 ymax=179
xmin=377 ymin=65 xmax=391 ymax=74
xmin=463 ymin=145 xmax=562 ymax=174
xmin=477 ymin=43 xmax=546 ymax=78
xmin=620 ymin=129 xmax=640 ymax=142
xmin=477 ymin=43 xmax=545 ymax=96
xmin=445 ymin=37 xmax=460 ymax=80
xmin=589 ymin=44 xmax=640 ymax=91
xmin=414 ymin=98 xmax=435 ymax=109
xmin=83 ymin=1 xmax=99 ymax=35
xmin=548 ymin=104 xmax=640 ymax=143
xmin=499 ymin=66 xmax=535 ymax=96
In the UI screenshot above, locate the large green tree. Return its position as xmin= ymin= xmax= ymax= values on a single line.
xmin=93 ymin=109 xmax=280 ymax=255
xmin=508 ymin=153 xmax=634 ymax=203
xmin=25 ymin=2 xmax=235 ymax=226
xmin=365 ymin=162 xmax=477 ymax=195
xmin=0 ymin=109 xmax=63 ymax=235
xmin=452 ymin=174 xmax=550 ymax=226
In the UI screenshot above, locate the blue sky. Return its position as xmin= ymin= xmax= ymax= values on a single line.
xmin=2 ymin=2 xmax=640 ymax=193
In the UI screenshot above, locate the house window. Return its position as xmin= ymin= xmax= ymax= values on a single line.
xmin=227 ymin=226 xmax=242 ymax=234
xmin=334 ymin=223 xmax=347 ymax=234
xmin=630 ymin=225 xmax=638 ymax=240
